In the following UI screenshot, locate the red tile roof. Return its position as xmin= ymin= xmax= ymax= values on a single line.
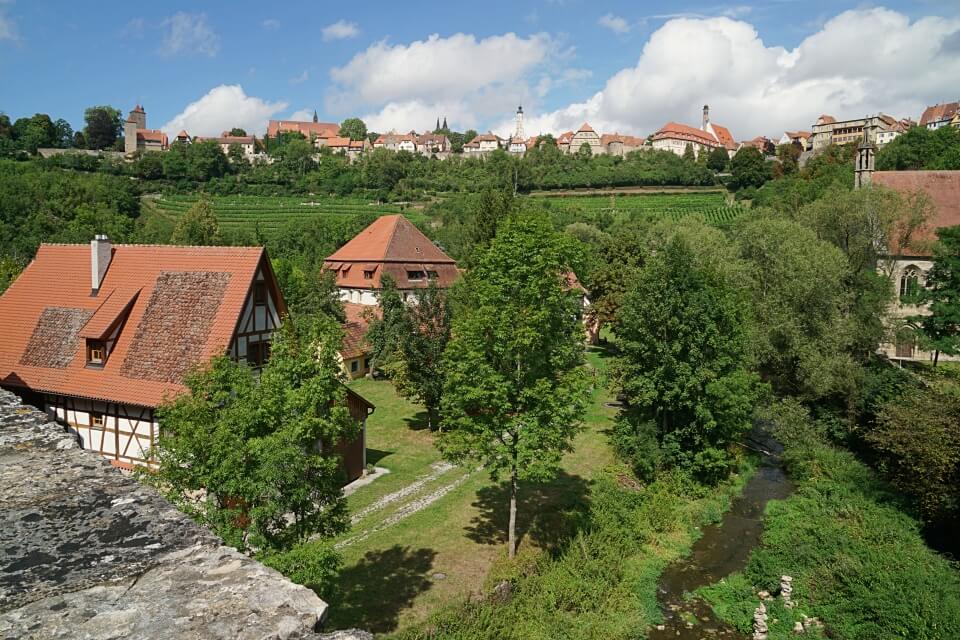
xmin=324 ymin=215 xmax=459 ymax=290
xmin=816 ymin=115 xmax=836 ymax=125
xmin=652 ymin=122 xmax=720 ymax=146
xmin=873 ymin=171 xmax=960 ymax=256
xmin=341 ymin=303 xmax=378 ymax=359
xmin=577 ymin=122 xmax=595 ymax=133
xmin=557 ymin=131 xmax=574 ymax=144
xmin=0 ymin=244 xmax=277 ymax=408
xmin=711 ymin=124 xmax=737 ymax=150
xmin=324 ymin=136 xmax=352 ymax=148
xmin=919 ymin=102 xmax=960 ymax=127
xmin=137 ymin=129 xmax=169 ymax=146
xmin=267 ymin=120 xmax=340 ymax=139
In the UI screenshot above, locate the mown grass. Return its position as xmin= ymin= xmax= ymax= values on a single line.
xmin=699 ymin=436 xmax=960 ymax=640
xmin=324 ymin=345 xmax=620 ymax=634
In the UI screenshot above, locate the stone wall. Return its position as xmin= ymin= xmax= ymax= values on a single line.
xmin=0 ymin=389 xmax=341 ymax=639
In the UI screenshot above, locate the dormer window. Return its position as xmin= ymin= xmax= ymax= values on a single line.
xmin=363 ymin=270 xmax=375 ymax=280
xmin=407 ymin=270 xmax=425 ymax=281
xmin=87 ymin=340 xmax=106 ymax=366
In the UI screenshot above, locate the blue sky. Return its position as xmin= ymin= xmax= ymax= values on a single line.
xmin=2 ymin=1 xmax=959 ymax=140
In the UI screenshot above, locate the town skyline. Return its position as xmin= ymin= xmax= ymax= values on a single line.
xmin=2 ymin=1 xmax=959 ymax=140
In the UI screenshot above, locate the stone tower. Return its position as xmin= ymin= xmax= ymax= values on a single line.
xmin=124 ymin=105 xmax=146 ymax=155
xmin=702 ymin=104 xmax=710 ymax=130
xmin=855 ymin=129 xmax=876 ymax=189
xmin=128 ymin=105 xmax=146 ymax=130
xmin=514 ymin=105 xmax=525 ymax=140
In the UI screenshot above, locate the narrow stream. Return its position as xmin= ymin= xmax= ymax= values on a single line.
xmin=647 ymin=429 xmax=793 ymax=639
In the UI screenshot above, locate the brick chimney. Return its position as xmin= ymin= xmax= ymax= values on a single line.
xmin=90 ymin=234 xmax=112 ymax=294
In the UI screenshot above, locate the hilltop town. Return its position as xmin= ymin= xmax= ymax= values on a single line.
xmin=0 ymin=32 xmax=960 ymax=640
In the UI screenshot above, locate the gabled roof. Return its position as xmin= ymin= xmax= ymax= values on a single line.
xmin=324 ymin=215 xmax=459 ymax=290
xmin=652 ymin=122 xmax=720 ymax=146
xmin=557 ymin=131 xmax=574 ymax=144
xmin=577 ymin=122 xmax=595 ymax=133
xmin=341 ymin=303 xmax=378 ymax=359
xmin=873 ymin=171 xmax=960 ymax=256
xmin=816 ymin=114 xmax=837 ymax=125
xmin=267 ymin=120 xmax=340 ymax=139
xmin=919 ymin=102 xmax=960 ymax=127
xmin=710 ymin=123 xmax=737 ymax=150
xmin=327 ymin=215 xmax=455 ymax=264
xmin=137 ymin=129 xmax=168 ymax=146
xmin=0 ymin=244 xmax=277 ymax=407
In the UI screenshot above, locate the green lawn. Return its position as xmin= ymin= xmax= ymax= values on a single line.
xmin=325 ymin=345 xmax=618 ymax=634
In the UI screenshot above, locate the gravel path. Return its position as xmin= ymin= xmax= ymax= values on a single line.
xmin=349 ymin=461 xmax=454 ymax=525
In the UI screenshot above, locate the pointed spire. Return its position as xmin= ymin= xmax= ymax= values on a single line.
xmin=436 ymin=117 xmax=440 ymax=132
xmin=313 ymin=110 xmax=318 ymax=123
xmin=442 ymin=116 xmax=447 ymax=130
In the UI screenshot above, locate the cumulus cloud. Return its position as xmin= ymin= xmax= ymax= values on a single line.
xmin=160 ymin=12 xmax=219 ymax=57
xmin=288 ymin=109 xmax=315 ymax=121
xmin=161 ymin=85 xmax=288 ymax=137
xmin=261 ymin=18 xmax=280 ymax=30
xmin=328 ymin=32 xmax=563 ymax=131
xmin=322 ymin=20 xmax=359 ymax=41
xmin=521 ymin=8 xmax=960 ymax=139
xmin=598 ymin=14 xmax=630 ymax=34
xmin=119 ymin=17 xmax=144 ymax=39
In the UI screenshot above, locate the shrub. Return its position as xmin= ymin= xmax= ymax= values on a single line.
xmin=260 ymin=539 xmax=342 ymax=600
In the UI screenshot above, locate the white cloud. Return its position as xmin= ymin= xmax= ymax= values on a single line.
xmin=322 ymin=20 xmax=359 ymax=41
xmin=598 ymin=14 xmax=630 ymax=34
xmin=327 ymin=31 xmax=561 ymax=131
xmin=288 ymin=109 xmax=315 ymax=122
xmin=161 ymin=85 xmax=288 ymax=137
xmin=119 ymin=17 xmax=144 ymax=39
xmin=261 ymin=18 xmax=280 ymax=30
xmin=160 ymin=12 xmax=219 ymax=57
xmin=523 ymin=8 xmax=960 ymax=139
xmin=290 ymin=70 xmax=309 ymax=85
xmin=0 ymin=1 xmax=18 ymax=42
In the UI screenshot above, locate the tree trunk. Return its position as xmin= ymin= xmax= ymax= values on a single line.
xmin=934 ymin=350 xmax=940 ymax=367
xmin=508 ymin=466 xmax=518 ymax=559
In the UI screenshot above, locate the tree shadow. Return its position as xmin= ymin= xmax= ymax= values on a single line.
xmin=403 ymin=410 xmax=431 ymax=431
xmin=328 ymin=545 xmax=437 ymax=633
xmin=465 ymin=471 xmax=592 ymax=554
xmin=365 ymin=448 xmax=392 ymax=467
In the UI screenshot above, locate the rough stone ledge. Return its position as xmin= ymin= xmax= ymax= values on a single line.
xmin=0 ymin=389 xmax=331 ymax=639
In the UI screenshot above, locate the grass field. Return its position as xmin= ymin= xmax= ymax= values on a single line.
xmin=325 ymin=345 xmax=619 ymax=635
xmin=144 ymin=194 xmax=425 ymax=238
xmin=528 ymin=191 xmax=747 ymax=226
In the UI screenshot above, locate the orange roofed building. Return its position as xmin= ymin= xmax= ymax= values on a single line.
xmin=0 ymin=237 xmax=372 ymax=477
xmin=652 ymin=104 xmax=737 ymax=158
xmin=324 ymin=214 xmax=460 ymax=306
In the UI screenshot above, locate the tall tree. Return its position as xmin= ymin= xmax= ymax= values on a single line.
xmin=83 ymin=106 xmax=122 ymax=150
xmin=682 ymin=143 xmax=696 ymax=162
xmin=613 ymin=235 xmax=761 ymax=483
xmin=387 ymin=282 xmax=452 ymax=430
xmin=229 ymin=127 xmax=248 ymax=137
xmin=155 ymin=317 xmax=357 ymax=551
xmin=440 ymin=213 xmax=587 ymax=558
xmin=365 ymin=275 xmax=407 ymax=372
xmin=729 ymin=146 xmax=770 ymax=190
xmin=172 ymin=198 xmax=221 ymax=246
xmin=915 ymin=225 xmax=960 ymax=365
xmin=706 ymin=145 xmax=729 ymax=172
xmin=339 ymin=117 xmax=368 ymax=141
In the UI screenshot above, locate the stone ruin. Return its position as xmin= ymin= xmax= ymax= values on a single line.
xmin=0 ymin=389 xmax=369 ymax=639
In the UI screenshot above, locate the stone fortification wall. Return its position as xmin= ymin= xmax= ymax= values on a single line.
xmin=0 ymin=389 xmax=343 ymax=639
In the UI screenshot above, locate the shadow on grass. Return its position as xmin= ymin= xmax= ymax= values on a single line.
xmin=366 ymin=448 xmax=393 ymax=467
xmin=330 ymin=545 xmax=437 ymax=633
xmin=403 ymin=410 xmax=431 ymax=431
xmin=465 ymin=471 xmax=591 ymax=554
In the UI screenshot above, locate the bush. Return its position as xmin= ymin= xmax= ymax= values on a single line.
xmin=260 ymin=539 xmax=342 ymax=600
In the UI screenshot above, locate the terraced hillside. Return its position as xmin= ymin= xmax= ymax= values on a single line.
xmin=146 ymin=195 xmax=423 ymax=238
xmin=530 ymin=190 xmax=747 ymax=226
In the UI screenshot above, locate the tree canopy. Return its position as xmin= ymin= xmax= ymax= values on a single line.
xmin=339 ymin=118 xmax=368 ymax=142
xmin=84 ymin=106 xmax=122 ymax=150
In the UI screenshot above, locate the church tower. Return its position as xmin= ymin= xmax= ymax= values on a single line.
xmin=313 ymin=110 xmax=319 ymax=123
xmin=702 ymin=104 xmax=710 ymax=130
xmin=855 ymin=129 xmax=876 ymax=189
xmin=514 ymin=105 xmax=525 ymax=140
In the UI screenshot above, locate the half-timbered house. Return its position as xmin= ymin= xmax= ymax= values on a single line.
xmin=0 ymin=236 xmax=372 ymax=479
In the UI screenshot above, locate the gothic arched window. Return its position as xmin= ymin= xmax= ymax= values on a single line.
xmin=899 ymin=266 xmax=922 ymax=301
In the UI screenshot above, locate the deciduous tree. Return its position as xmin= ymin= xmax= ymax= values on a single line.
xmin=339 ymin=118 xmax=368 ymax=141
xmin=172 ymin=198 xmax=221 ymax=245
xmin=440 ymin=213 xmax=587 ymax=557
xmin=915 ymin=225 xmax=960 ymax=365
xmin=83 ymin=106 xmax=121 ymax=150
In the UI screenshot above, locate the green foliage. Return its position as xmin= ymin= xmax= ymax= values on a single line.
xmin=0 ymin=254 xmax=25 ymax=294
xmin=83 ymin=105 xmax=122 ymax=150
xmin=171 ymin=197 xmax=221 ymax=245
xmin=154 ymin=317 xmax=356 ymax=552
xmin=440 ymin=212 xmax=588 ymax=554
xmin=339 ymin=118 xmax=368 ymax=141
xmin=384 ymin=283 xmax=452 ymax=429
xmin=869 ymin=386 xmax=960 ymax=524
xmin=774 ymin=142 xmax=801 ymax=175
xmin=682 ymin=143 xmax=696 ymax=162
xmin=365 ymin=275 xmax=407 ymax=370
xmin=397 ymin=464 xmax=751 ymax=640
xmin=876 ymin=124 xmax=960 ymax=171
xmin=752 ymin=143 xmax=856 ymax=216
xmin=614 ymin=235 xmax=762 ymax=481
xmin=729 ymin=146 xmax=770 ymax=190
xmin=261 ymin=538 xmax=342 ymax=601
xmin=706 ymin=145 xmax=729 ymax=172
xmin=915 ymin=225 xmax=960 ymax=360
xmin=701 ymin=418 xmax=960 ymax=640
xmin=228 ymin=127 xmax=247 ymax=137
